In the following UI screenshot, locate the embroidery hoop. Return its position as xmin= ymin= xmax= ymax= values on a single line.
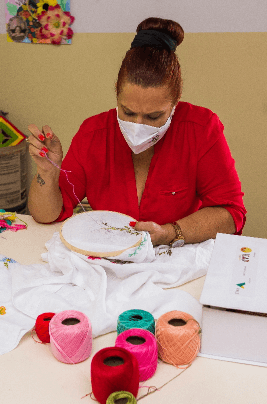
xmin=60 ymin=210 xmax=142 ymax=257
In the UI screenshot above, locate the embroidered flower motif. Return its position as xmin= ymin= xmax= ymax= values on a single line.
xmin=102 ymin=223 xmax=141 ymax=236
xmin=87 ymin=256 xmax=101 ymax=260
xmin=129 ymin=234 xmax=148 ymax=257
xmin=103 ymin=258 xmax=132 ymax=265
xmin=0 ymin=257 xmax=17 ymax=269
xmin=37 ymin=4 xmax=75 ymax=45
xmin=158 ymin=247 xmax=173 ymax=256
xmin=0 ymin=306 xmax=6 ymax=315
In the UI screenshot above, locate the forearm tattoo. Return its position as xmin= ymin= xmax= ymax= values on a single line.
xmin=37 ymin=173 xmax=45 ymax=186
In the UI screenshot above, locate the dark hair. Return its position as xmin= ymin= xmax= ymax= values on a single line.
xmin=115 ymin=17 xmax=184 ymax=105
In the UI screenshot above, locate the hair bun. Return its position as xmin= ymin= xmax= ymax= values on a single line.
xmin=136 ymin=17 xmax=184 ymax=50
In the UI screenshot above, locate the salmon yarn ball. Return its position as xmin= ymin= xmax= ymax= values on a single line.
xmin=156 ymin=310 xmax=201 ymax=368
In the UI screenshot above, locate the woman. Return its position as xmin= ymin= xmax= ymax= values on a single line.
xmin=27 ymin=17 xmax=246 ymax=246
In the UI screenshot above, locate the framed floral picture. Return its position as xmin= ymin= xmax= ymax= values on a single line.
xmin=5 ymin=0 xmax=74 ymax=45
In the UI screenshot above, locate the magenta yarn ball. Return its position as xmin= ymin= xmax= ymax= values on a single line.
xmin=115 ymin=328 xmax=158 ymax=381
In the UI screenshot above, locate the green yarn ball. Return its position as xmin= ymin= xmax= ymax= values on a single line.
xmin=106 ymin=391 xmax=137 ymax=404
xmin=117 ymin=309 xmax=155 ymax=335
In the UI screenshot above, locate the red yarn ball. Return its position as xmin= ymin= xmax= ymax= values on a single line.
xmin=91 ymin=347 xmax=139 ymax=404
xmin=35 ymin=312 xmax=56 ymax=343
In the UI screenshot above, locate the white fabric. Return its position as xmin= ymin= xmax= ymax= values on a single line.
xmin=116 ymin=106 xmax=175 ymax=154
xmin=0 ymin=232 xmax=214 ymax=355
xmin=61 ymin=213 xmax=155 ymax=260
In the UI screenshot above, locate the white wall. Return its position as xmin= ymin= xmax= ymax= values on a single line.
xmin=1 ymin=0 xmax=267 ymax=35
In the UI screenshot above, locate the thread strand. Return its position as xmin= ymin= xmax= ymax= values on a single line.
xmin=44 ymin=152 xmax=104 ymax=228
xmin=31 ymin=327 xmax=47 ymax=344
xmin=137 ymin=368 xmax=188 ymax=401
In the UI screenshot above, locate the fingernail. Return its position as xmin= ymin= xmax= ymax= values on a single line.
xmin=38 ymin=134 xmax=45 ymax=141
xmin=42 ymin=147 xmax=48 ymax=153
xmin=39 ymin=151 xmax=45 ymax=157
xmin=129 ymin=221 xmax=136 ymax=227
xmin=46 ymin=132 xmax=53 ymax=139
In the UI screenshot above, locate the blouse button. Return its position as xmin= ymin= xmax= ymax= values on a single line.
xmin=172 ymin=192 xmax=176 ymax=195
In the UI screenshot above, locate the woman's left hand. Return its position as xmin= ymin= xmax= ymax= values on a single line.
xmin=133 ymin=221 xmax=176 ymax=246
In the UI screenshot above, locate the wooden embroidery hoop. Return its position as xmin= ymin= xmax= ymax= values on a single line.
xmin=60 ymin=210 xmax=142 ymax=257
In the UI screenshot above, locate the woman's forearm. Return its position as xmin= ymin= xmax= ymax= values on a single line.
xmin=176 ymin=206 xmax=236 ymax=244
xmin=28 ymin=169 xmax=63 ymax=223
xmin=135 ymin=206 xmax=236 ymax=246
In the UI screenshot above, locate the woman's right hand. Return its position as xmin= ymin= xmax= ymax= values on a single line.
xmin=27 ymin=124 xmax=63 ymax=173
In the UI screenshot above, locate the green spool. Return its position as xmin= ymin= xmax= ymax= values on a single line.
xmin=117 ymin=309 xmax=155 ymax=335
xmin=106 ymin=391 xmax=137 ymax=404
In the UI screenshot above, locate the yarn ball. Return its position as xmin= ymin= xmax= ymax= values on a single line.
xmin=117 ymin=309 xmax=155 ymax=335
xmin=49 ymin=310 xmax=92 ymax=364
xmin=115 ymin=328 xmax=158 ymax=381
xmin=156 ymin=310 xmax=201 ymax=368
xmin=106 ymin=391 xmax=137 ymax=404
xmin=91 ymin=347 xmax=139 ymax=404
xmin=35 ymin=312 xmax=56 ymax=343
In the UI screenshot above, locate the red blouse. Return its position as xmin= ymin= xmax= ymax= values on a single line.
xmin=55 ymin=102 xmax=246 ymax=234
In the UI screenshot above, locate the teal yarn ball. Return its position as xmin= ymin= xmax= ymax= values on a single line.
xmin=106 ymin=391 xmax=137 ymax=404
xmin=117 ymin=309 xmax=155 ymax=335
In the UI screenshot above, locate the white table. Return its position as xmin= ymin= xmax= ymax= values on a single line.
xmin=1 ymin=215 xmax=267 ymax=404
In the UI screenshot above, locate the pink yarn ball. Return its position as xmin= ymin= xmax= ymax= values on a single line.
xmin=49 ymin=310 xmax=92 ymax=364
xmin=115 ymin=328 xmax=158 ymax=381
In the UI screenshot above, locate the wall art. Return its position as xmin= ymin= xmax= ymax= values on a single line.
xmin=5 ymin=0 xmax=74 ymax=44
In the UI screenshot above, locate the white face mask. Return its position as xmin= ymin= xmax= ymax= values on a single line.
xmin=116 ymin=106 xmax=176 ymax=154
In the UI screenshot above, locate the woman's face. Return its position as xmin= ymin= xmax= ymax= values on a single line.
xmin=117 ymin=81 xmax=175 ymax=127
